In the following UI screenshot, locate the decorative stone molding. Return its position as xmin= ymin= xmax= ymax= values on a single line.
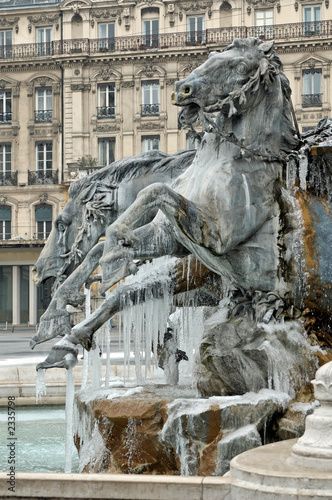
xmin=138 ymin=122 xmax=161 ymax=130
xmin=179 ymin=2 xmax=212 ymax=21
xmin=246 ymin=0 xmax=278 ymax=5
xmin=166 ymin=79 xmax=177 ymax=86
xmin=140 ymin=64 xmax=159 ymax=78
xmin=167 ymin=4 xmax=176 ymax=27
xmin=121 ymin=81 xmax=135 ymax=88
xmin=27 ymin=14 xmax=59 ymax=32
xmin=70 ymin=84 xmax=91 ymax=92
xmin=96 ymin=64 xmax=118 ymax=82
xmin=0 ymin=195 xmax=8 ymax=205
xmin=95 ymin=124 xmax=120 ymax=132
xmin=0 ymin=16 xmax=19 ymax=32
xmin=39 ymin=193 xmax=48 ymax=203
xmin=90 ymin=9 xmax=122 ymax=28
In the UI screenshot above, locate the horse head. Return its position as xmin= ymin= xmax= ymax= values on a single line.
xmin=172 ymin=37 xmax=299 ymax=158
xmin=32 ymin=177 xmax=116 ymax=287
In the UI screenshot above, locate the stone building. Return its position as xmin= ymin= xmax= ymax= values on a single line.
xmin=0 ymin=0 xmax=331 ymax=325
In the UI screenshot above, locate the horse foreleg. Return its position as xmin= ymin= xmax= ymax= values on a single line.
xmin=30 ymin=242 xmax=104 ymax=348
xmin=100 ymin=183 xmax=211 ymax=291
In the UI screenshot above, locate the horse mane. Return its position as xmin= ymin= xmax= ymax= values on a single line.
xmin=223 ymin=37 xmax=300 ymax=155
xmin=68 ymin=149 xmax=196 ymax=199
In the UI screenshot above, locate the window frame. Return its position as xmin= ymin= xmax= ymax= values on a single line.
xmin=35 ymin=87 xmax=53 ymax=123
xmin=98 ymin=137 xmax=115 ymax=166
xmin=187 ymin=15 xmax=205 ymax=44
xmin=302 ymin=67 xmax=322 ymax=107
xmin=254 ymin=9 xmax=274 ymax=38
xmin=141 ymin=135 xmax=160 ymax=152
xmin=36 ymin=142 xmax=53 ymax=172
xmin=97 ymin=83 xmax=116 ymax=119
xmin=36 ymin=26 xmax=53 ymax=56
xmin=35 ymin=203 xmax=52 ymax=240
xmin=98 ymin=23 xmax=115 ymax=51
xmin=0 ymin=205 xmax=11 ymax=240
xmin=0 ymin=89 xmax=12 ymax=123
xmin=141 ymin=80 xmax=160 ymax=116
xmin=0 ymin=30 xmax=12 ymax=58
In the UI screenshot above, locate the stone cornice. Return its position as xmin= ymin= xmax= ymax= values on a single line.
xmin=178 ymin=2 xmax=213 ymax=21
xmin=27 ymin=13 xmax=60 ymax=31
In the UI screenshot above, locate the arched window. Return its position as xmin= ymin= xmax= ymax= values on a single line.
xmin=35 ymin=203 xmax=52 ymax=239
xmin=0 ymin=204 xmax=11 ymax=240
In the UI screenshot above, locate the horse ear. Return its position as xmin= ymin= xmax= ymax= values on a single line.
xmin=259 ymin=40 xmax=274 ymax=55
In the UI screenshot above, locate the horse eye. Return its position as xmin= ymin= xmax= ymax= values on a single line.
xmin=57 ymin=222 xmax=67 ymax=232
xmin=236 ymin=62 xmax=249 ymax=75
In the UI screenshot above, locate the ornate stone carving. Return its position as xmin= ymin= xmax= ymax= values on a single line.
xmin=39 ymin=193 xmax=48 ymax=203
xmin=246 ymin=0 xmax=277 ymax=5
xmin=35 ymin=77 xmax=52 ymax=88
xmin=0 ymin=79 xmax=7 ymax=89
xmin=0 ymin=17 xmax=19 ymax=31
xmin=27 ymin=14 xmax=59 ymax=32
xmin=91 ymin=8 xmax=122 ymax=27
xmin=179 ymin=2 xmax=212 ymax=21
xmin=138 ymin=122 xmax=160 ymax=130
xmin=306 ymin=58 xmax=317 ymax=68
xmin=140 ymin=65 xmax=158 ymax=78
xmin=121 ymin=81 xmax=135 ymax=88
xmin=96 ymin=125 xmax=120 ymax=132
xmin=97 ymin=64 xmax=116 ymax=81
xmin=166 ymin=79 xmax=177 ymax=86
xmin=0 ymin=195 xmax=7 ymax=205
xmin=70 ymin=84 xmax=91 ymax=92
xmin=167 ymin=4 xmax=175 ymax=26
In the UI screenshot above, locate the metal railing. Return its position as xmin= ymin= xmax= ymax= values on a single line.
xmin=97 ymin=106 xmax=115 ymax=119
xmin=141 ymin=103 xmax=160 ymax=116
xmin=302 ymin=93 xmax=323 ymax=107
xmin=28 ymin=169 xmax=58 ymax=185
xmin=0 ymin=171 xmax=17 ymax=186
xmin=35 ymin=110 xmax=53 ymax=123
xmin=0 ymin=21 xmax=331 ymax=61
xmin=0 ymin=112 xmax=12 ymax=123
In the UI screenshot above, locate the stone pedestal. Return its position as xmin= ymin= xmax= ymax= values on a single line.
xmin=291 ymin=361 xmax=332 ymax=471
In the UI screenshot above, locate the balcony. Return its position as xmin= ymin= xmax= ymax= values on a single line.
xmin=28 ymin=169 xmax=58 ymax=185
xmin=0 ymin=21 xmax=331 ymax=61
xmin=302 ymin=93 xmax=323 ymax=107
xmin=0 ymin=171 xmax=18 ymax=186
xmin=35 ymin=110 xmax=53 ymax=123
xmin=141 ymin=103 xmax=160 ymax=116
xmin=97 ymin=106 xmax=115 ymax=119
xmin=0 ymin=112 xmax=12 ymax=124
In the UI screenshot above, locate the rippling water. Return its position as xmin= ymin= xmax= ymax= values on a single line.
xmin=0 ymin=406 xmax=79 ymax=473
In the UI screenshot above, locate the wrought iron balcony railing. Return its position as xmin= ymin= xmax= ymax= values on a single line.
xmin=141 ymin=103 xmax=160 ymax=116
xmin=0 ymin=112 xmax=12 ymax=123
xmin=33 ymin=231 xmax=51 ymax=240
xmin=35 ymin=110 xmax=53 ymax=123
xmin=0 ymin=171 xmax=18 ymax=186
xmin=302 ymin=93 xmax=323 ymax=107
xmin=28 ymin=169 xmax=58 ymax=185
xmin=0 ymin=21 xmax=331 ymax=61
xmin=97 ymin=106 xmax=115 ymax=119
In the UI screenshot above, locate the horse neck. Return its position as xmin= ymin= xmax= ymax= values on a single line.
xmin=230 ymin=80 xmax=284 ymax=157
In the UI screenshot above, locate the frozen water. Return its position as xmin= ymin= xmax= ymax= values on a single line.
xmin=36 ymin=368 xmax=46 ymax=402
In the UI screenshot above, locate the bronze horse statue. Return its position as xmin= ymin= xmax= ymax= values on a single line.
xmin=33 ymin=38 xmax=332 ymax=370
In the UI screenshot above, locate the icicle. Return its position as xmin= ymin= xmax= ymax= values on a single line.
xmin=81 ymin=285 xmax=91 ymax=389
xmin=64 ymin=366 xmax=75 ymax=473
xmin=36 ymin=368 xmax=46 ymax=403
xmin=299 ymin=154 xmax=308 ymax=191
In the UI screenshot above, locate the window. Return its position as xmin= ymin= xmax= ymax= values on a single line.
xmin=0 ymin=144 xmax=13 ymax=185
xmin=0 ymin=205 xmax=11 ymax=240
xmin=141 ymin=81 xmax=159 ymax=116
xmin=35 ymin=88 xmax=53 ymax=122
xmin=97 ymin=84 xmax=115 ymax=119
xmin=0 ymin=30 xmax=12 ymax=58
xmin=142 ymin=135 xmax=160 ymax=152
xmin=0 ymin=266 xmax=12 ymax=323
xmin=35 ymin=203 xmax=52 ymax=239
xmin=142 ymin=19 xmax=159 ymax=48
xmin=36 ymin=142 xmax=53 ymax=171
xmin=36 ymin=27 xmax=52 ymax=56
xmin=99 ymin=138 xmax=115 ymax=166
xmin=99 ymin=23 xmax=115 ymax=51
xmin=303 ymin=6 xmax=321 ymax=35
xmin=187 ymin=16 xmax=205 ymax=44
xmin=0 ymin=90 xmax=12 ymax=123
xmin=255 ymin=9 xmax=274 ymax=38
xmin=302 ymin=68 xmax=322 ymax=107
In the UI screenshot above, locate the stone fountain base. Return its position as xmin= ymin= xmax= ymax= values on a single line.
xmin=74 ymin=385 xmax=293 ymax=476
xmin=228 ymin=438 xmax=332 ymax=499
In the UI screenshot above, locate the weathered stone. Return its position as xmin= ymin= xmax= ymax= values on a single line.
xmin=197 ymin=315 xmax=318 ymax=398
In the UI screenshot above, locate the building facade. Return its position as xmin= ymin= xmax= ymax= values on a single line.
xmin=0 ymin=0 xmax=331 ymax=325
